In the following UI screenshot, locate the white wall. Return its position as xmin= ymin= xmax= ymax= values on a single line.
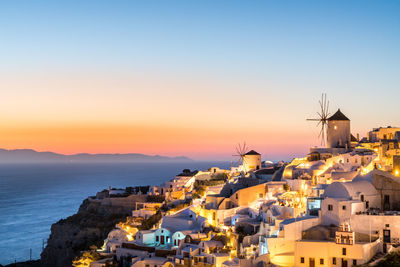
xmin=294 ymin=239 xmax=379 ymax=266
xmin=351 ymin=214 xmax=400 ymax=242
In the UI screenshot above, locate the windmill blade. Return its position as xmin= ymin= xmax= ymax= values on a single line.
xmin=307 ymin=93 xmax=330 ymax=147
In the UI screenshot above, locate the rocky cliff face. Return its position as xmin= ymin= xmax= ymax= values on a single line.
xmin=40 ymin=198 xmax=130 ymax=267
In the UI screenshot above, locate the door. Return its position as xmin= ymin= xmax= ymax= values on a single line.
xmin=384 ymin=229 xmax=391 ymax=243
xmin=309 ymin=258 xmax=315 ymax=267
xmin=342 ymin=259 xmax=347 ymax=267
xmin=384 ymin=195 xmax=390 ymax=210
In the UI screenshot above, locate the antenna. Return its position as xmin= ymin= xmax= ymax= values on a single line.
xmin=307 ymin=93 xmax=330 ymax=147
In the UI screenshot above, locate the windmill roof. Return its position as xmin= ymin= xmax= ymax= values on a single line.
xmin=244 ymin=150 xmax=260 ymax=155
xmin=328 ymin=109 xmax=350 ymax=121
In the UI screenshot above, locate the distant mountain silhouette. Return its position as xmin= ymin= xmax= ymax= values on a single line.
xmin=0 ymin=149 xmax=192 ymax=163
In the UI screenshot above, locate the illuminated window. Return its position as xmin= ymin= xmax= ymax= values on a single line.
xmin=334 ymin=125 xmax=337 ymax=130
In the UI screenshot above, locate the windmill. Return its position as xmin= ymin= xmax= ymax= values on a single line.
xmin=307 ymin=93 xmax=330 ymax=147
xmin=232 ymin=142 xmax=249 ymax=168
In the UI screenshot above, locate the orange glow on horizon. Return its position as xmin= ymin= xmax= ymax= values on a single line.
xmin=0 ymin=121 xmax=312 ymax=160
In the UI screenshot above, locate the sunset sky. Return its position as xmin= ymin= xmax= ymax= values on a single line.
xmin=0 ymin=1 xmax=399 ymax=160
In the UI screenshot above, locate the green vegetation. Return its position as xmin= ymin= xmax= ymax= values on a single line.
xmin=211 ymin=172 xmax=229 ymax=181
xmin=72 ymin=251 xmax=101 ymax=267
xmin=146 ymin=195 xmax=165 ymax=203
xmin=138 ymin=210 xmax=162 ymax=230
xmin=375 ymin=252 xmax=400 ymax=267
xmin=283 ymin=184 xmax=290 ymax=191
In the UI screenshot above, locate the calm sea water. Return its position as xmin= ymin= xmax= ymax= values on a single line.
xmin=0 ymin=162 xmax=229 ymax=265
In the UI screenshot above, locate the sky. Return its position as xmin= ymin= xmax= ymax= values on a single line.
xmin=0 ymin=0 xmax=399 ymax=161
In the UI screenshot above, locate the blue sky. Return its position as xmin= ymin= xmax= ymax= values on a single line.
xmin=0 ymin=1 xmax=399 ymax=159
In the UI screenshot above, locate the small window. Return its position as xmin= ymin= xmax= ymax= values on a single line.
xmin=259 ymin=193 xmax=263 ymax=198
xmin=236 ymin=194 xmax=238 ymax=199
xmin=366 ymin=201 xmax=369 ymax=209
xmin=328 ymin=204 xmax=333 ymax=211
xmin=320 ymin=258 xmax=324 ymax=265
xmin=300 ymin=257 xmax=305 ymax=263
xmin=342 ymin=205 xmax=346 ymax=210
xmin=342 ymin=248 xmax=346 ymax=256
xmin=156 ymin=236 xmax=159 ymax=242
xmin=353 ymin=259 xmax=357 ymax=265
xmin=360 ymin=195 xmax=364 ymax=202
xmin=332 ymin=257 xmax=336 ymax=265
xmin=386 ymin=224 xmax=390 ymax=228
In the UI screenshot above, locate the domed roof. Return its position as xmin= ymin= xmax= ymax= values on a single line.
xmin=328 ymin=109 xmax=350 ymax=121
xmin=322 ymin=180 xmax=377 ymax=199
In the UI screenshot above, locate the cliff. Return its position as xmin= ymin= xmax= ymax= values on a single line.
xmin=40 ymin=198 xmax=131 ymax=267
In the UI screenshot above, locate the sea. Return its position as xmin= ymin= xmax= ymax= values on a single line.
xmin=0 ymin=161 xmax=230 ymax=265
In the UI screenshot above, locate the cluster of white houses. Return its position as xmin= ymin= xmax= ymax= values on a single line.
xmin=89 ymin=109 xmax=400 ymax=267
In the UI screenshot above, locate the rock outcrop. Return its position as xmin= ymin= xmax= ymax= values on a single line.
xmin=40 ymin=198 xmax=130 ymax=267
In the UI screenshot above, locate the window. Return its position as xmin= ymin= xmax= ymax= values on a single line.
xmin=360 ymin=195 xmax=364 ymax=202
xmin=156 ymin=236 xmax=159 ymax=242
xmin=300 ymin=257 xmax=305 ymax=263
xmin=259 ymin=193 xmax=263 ymax=198
xmin=236 ymin=194 xmax=238 ymax=199
xmin=328 ymin=204 xmax=333 ymax=211
xmin=320 ymin=258 xmax=324 ymax=265
xmin=342 ymin=248 xmax=346 ymax=256
xmin=332 ymin=257 xmax=336 ymax=265
xmin=386 ymin=224 xmax=390 ymax=228
xmin=366 ymin=201 xmax=369 ymax=209
xmin=212 ymin=212 xmax=216 ymax=220
xmin=342 ymin=205 xmax=346 ymax=210
xmin=353 ymin=260 xmax=357 ymax=265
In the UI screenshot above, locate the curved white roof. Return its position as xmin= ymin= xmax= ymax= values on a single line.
xmin=322 ymin=180 xmax=378 ymax=199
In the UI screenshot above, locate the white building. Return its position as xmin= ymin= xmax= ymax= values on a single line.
xmin=320 ymin=180 xmax=380 ymax=226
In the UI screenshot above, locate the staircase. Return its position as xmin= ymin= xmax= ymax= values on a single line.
xmin=367 ymin=252 xmax=385 ymax=265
